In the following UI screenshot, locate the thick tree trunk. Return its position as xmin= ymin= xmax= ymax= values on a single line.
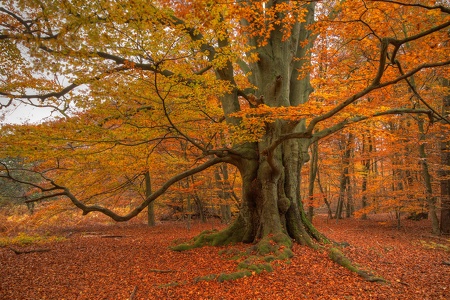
xmin=224 ymin=1 xmax=319 ymax=246
xmin=150 ymin=3 xmax=327 ymax=251
xmin=171 ymin=3 xmax=383 ymax=282
xmin=184 ymin=2 xmax=329 ymax=248
xmin=218 ymin=133 xmax=326 ymax=247
xmin=183 ymin=136 xmax=325 ymax=250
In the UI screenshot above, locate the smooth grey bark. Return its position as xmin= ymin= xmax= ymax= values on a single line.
xmin=210 ymin=2 xmax=321 ymax=245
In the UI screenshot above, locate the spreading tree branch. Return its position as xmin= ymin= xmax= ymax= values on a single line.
xmin=311 ymin=108 xmax=434 ymax=142
xmin=306 ymin=59 xmax=450 ymax=134
xmin=63 ymin=157 xmax=229 ymax=221
xmin=2 ymin=156 xmax=230 ymax=221
xmin=394 ymin=60 xmax=450 ymax=124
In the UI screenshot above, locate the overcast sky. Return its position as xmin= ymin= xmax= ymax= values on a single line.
xmin=1 ymin=102 xmax=54 ymax=125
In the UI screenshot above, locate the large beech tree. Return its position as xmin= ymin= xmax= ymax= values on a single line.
xmin=1 ymin=0 xmax=450 ymax=265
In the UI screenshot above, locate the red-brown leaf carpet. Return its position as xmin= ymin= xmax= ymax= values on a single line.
xmin=1 ymin=216 xmax=449 ymax=299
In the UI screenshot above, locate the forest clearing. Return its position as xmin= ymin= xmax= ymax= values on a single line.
xmin=1 ymin=215 xmax=449 ymax=299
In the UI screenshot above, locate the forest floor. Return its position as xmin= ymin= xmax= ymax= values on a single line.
xmin=1 ymin=215 xmax=449 ymax=300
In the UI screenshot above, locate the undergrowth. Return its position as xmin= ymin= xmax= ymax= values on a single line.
xmin=0 ymin=232 xmax=66 ymax=247
xmin=418 ymin=240 xmax=450 ymax=252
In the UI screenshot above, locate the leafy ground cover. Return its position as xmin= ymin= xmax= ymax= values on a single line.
xmin=1 ymin=215 xmax=449 ymax=299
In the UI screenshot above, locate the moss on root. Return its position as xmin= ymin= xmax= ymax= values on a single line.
xmin=172 ymin=223 xmax=384 ymax=284
xmin=238 ymin=261 xmax=273 ymax=274
xmin=170 ymin=228 xmax=243 ymax=251
xmin=217 ymin=270 xmax=252 ymax=282
xmin=256 ymin=233 xmax=292 ymax=254
xmin=170 ymin=243 xmax=193 ymax=252
xmin=171 ymin=223 xmax=246 ymax=252
xmin=300 ymin=210 xmax=330 ymax=245
xmin=328 ymin=247 xmax=359 ymax=273
xmin=194 ymin=274 xmax=218 ymax=282
xmin=328 ymin=247 xmax=386 ymax=283
xmin=173 ymin=230 xmax=295 ymax=282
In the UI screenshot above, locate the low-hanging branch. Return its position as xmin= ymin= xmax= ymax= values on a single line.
xmin=3 ymin=156 xmax=231 ymax=222
xmin=65 ymin=156 xmax=230 ymax=221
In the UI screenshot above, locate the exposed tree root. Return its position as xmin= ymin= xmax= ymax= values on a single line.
xmin=101 ymin=235 xmax=129 ymax=238
xmin=9 ymin=247 xmax=51 ymax=255
xmin=172 ymin=229 xmax=296 ymax=282
xmin=300 ymin=211 xmax=330 ymax=245
xmin=129 ymin=286 xmax=138 ymax=300
xmin=328 ymin=247 xmax=386 ymax=283
xmin=170 ymin=222 xmax=245 ymax=251
xmin=148 ymin=269 xmax=176 ymax=273
xmin=172 ymin=222 xmax=385 ymax=283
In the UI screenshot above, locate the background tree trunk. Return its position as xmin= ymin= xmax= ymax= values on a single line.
xmin=307 ymin=141 xmax=319 ymax=221
xmin=317 ymin=170 xmax=333 ymax=219
xmin=145 ymin=171 xmax=155 ymax=227
xmin=440 ymin=78 xmax=450 ymax=235
xmin=360 ymin=133 xmax=372 ymax=220
xmin=417 ymin=119 xmax=440 ymax=234
xmin=335 ymin=133 xmax=353 ymax=220
xmin=214 ymin=165 xmax=232 ymax=223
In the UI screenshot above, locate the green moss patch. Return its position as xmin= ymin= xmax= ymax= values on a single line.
xmin=194 ymin=274 xmax=218 ymax=282
xmin=238 ymin=261 xmax=273 ymax=274
xmin=217 ymin=270 xmax=252 ymax=282
xmin=0 ymin=232 xmax=66 ymax=247
xmin=328 ymin=247 xmax=385 ymax=283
